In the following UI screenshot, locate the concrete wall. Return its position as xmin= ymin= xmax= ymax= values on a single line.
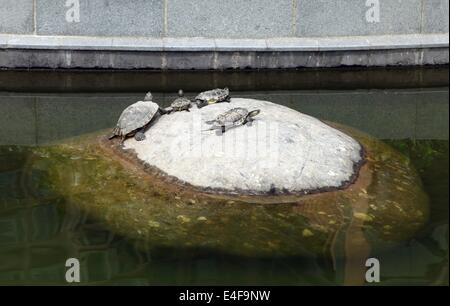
xmin=1 ymin=0 xmax=448 ymax=37
xmin=0 ymin=0 xmax=449 ymax=69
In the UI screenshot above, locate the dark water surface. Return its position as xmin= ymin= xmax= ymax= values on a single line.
xmin=0 ymin=68 xmax=448 ymax=285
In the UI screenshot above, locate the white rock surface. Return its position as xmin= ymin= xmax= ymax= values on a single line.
xmin=124 ymin=98 xmax=363 ymax=194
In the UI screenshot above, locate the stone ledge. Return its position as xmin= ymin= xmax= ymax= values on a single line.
xmin=1 ymin=48 xmax=448 ymax=70
xmin=0 ymin=33 xmax=448 ymax=52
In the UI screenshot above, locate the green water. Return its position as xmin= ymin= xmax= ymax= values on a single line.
xmin=0 ymin=140 xmax=447 ymax=285
xmin=0 ymin=71 xmax=448 ymax=285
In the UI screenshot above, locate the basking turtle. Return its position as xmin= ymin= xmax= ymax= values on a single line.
xmin=109 ymin=92 xmax=162 ymax=144
xmin=164 ymin=89 xmax=192 ymax=114
xmin=205 ymin=107 xmax=261 ymax=133
xmin=195 ymin=88 xmax=231 ymax=108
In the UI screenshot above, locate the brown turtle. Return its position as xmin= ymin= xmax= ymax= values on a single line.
xmin=109 ymin=92 xmax=163 ymax=143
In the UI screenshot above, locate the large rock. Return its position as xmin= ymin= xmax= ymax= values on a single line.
xmin=24 ymin=97 xmax=429 ymax=259
xmin=32 ymin=122 xmax=429 ymax=258
xmin=123 ymin=98 xmax=364 ymax=195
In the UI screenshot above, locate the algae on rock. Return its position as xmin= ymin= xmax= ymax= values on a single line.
xmin=29 ymin=118 xmax=429 ymax=258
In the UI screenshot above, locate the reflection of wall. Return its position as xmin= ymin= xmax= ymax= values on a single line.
xmin=0 ymin=151 xmax=148 ymax=284
xmin=263 ymin=89 xmax=450 ymax=140
xmin=0 ymin=198 xmax=149 ymax=284
xmin=0 ymin=89 xmax=448 ymax=146
xmin=1 ymin=68 xmax=449 ymax=92
xmin=0 ymin=93 xmax=177 ymax=145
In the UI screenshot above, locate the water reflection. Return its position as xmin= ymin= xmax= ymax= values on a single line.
xmin=0 ymin=144 xmax=447 ymax=285
xmin=0 ymin=138 xmax=445 ymax=285
xmin=0 ymin=88 xmax=448 ymax=146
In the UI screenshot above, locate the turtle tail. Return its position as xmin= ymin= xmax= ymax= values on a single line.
xmin=201 ymin=126 xmax=218 ymax=132
xmin=108 ymin=127 xmax=119 ymax=140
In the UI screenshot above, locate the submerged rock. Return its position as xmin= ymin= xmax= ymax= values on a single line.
xmin=29 ymin=101 xmax=429 ymax=258
xmin=121 ymin=98 xmax=364 ymax=195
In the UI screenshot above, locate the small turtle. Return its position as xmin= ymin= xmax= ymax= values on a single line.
xmin=164 ymin=89 xmax=192 ymax=114
xmin=195 ymin=88 xmax=231 ymax=108
xmin=109 ymin=92 xmax=163 ymax=144
xmin=205 ymin=107 xmax=261 ymax=133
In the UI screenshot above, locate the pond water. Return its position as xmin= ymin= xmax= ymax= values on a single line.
xmin=0 ymin=68 xmax=448 ymax=285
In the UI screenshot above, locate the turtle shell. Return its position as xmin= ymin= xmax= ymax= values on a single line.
xmin=171 ymin=97 xmax=191 ymax=109
xmin=215 ymin=107 xmax=248 ymax=126
xmin=195 ymin=88 xmax=229 ymax=102
xmin=116 ymin=101 xmax=159 ymax=136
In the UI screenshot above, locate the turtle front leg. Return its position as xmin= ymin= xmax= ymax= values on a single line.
xmin=194 ymin=100 xmax=204 ymax=109
xmin=221 ymin=125 xmax=226 ymax=134
xmin=134 ymin=128 xmax=146 ymax=141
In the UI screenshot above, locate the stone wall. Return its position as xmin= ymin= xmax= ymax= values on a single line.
xmin=0 ymin=0 xmax=449 ymax=69
xmin=1 ymin=0 xmax=448 ymax=37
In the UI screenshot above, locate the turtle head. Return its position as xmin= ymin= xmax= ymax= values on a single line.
xmin=196 ymin=100 xmax=206 ymax=108
xmin=144 ymin=92 xmax=153 ymax=102
xmin=248 ymin=109 xmax=261 ymax=118
xmin=178 ymin=89 xmax=184 ymax=97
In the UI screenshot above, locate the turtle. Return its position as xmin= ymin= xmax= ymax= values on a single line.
xmin=164 ymin=89 xmax=192 ymax=114
xmin=109 ymin=92 xmax=163 ymax=144
xmin=204 ymin=107 xmax=261 ymax=133
xmin=195 ymin=88 xmax=231 ymax=108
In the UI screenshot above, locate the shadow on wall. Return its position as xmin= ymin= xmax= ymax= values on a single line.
xmin=0 ymin=67 xmax=448 ymax=92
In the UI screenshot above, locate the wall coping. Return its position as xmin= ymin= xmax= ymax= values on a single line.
xmin=0 ymin=33 xmax=448 ymax=52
